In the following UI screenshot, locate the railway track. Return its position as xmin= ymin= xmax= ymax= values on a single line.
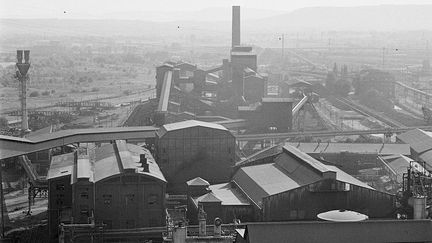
xmin=335 ymin=97 xmax=407 ymax=128
xmin=1 ymin=88 xmax=156 ymax=115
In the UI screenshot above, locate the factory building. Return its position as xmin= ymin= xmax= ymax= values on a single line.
xmin=286 ymin=142 xmax=411 ymax=174
xmin=188 ymin=145 xmax=395 ymax=224
xmin=238 ymin=98 xmax=293 ymax=132
xmin=397 ymin=128 xmax=432 ymax=170
xmin=155 ymin=120 xmax=236 ymax=192
xmin=235 ymin=220 xmax=432 ymax=243
xmin=47 ymin=141 xmax=166 ymax=241
xmin=47 ymin=152 xmax=75 ymax=241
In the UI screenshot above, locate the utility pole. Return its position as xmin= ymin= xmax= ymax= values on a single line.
xmin=279 ymin=34 xmax=285 ymax=62
xmin=16 ymin=50 xmax=31 ymax=135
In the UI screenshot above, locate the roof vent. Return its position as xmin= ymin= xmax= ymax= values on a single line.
xmin=140 ymin=154 xmax=149 ymax=172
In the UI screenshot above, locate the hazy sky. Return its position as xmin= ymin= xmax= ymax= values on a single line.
xmin=1 ymin=0 xmax=432 ymax=18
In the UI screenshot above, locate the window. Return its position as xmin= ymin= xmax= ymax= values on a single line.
xmin=103 ymin=194 xmax=112 ymax=205
xmin=56 ymin=184 xmax=65 ymax=191
xmin=80 ymin=191 xmax=89 ymax=199
xmin=125 ymin=194 xmax=135 ymax=205
xmin=80 ymin=205 xmax=89 ymax=216
xmin=148 ymin=194 xmax=158 ymax=206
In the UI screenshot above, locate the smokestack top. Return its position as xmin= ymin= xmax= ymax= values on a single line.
xmin=232 ymin=6 xmax=241 ymax=48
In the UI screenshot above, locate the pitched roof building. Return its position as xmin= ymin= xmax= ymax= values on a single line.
xmin=189 ymin=145 xmax=395 ymax=223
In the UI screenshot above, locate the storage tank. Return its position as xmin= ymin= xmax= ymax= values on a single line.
xmin=412 ymin=196 xmax=427 ymax=219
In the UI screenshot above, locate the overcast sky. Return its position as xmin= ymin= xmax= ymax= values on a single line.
xmin=1 ymin=0 xmax=432 ymax=19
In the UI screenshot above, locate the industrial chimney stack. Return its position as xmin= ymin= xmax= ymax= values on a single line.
xmin=232 ymin=6 xmax=241 ymax=48
xmin=16 ymin=50 xmax=31 ymax=134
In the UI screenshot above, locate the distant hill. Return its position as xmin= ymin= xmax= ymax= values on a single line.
xmin=104 ymin=7 xmax=285 ymax=22
xmin=246 ymin=5 xmax=432 ymax=31
xmin=1 ymin=5 xmax=432 ymax=38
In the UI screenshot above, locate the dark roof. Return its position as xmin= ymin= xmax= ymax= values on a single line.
xmin=157 ymin=120 xmax=229 ymax=138
xmin=241 ymin=220 xmax=432 ymax=243
xmin=397 ymin=129 xmax=432 ymax=154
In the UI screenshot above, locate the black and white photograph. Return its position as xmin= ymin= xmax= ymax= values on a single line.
xmin=0 ymin=0 xmax=432 ymax=242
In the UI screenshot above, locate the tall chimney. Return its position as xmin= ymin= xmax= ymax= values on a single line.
xmin=232 ymin=6 xmax=241 ymax=48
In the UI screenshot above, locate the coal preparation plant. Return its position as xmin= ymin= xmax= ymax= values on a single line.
xmin=2 ymin=4 xmax=432 ymax=243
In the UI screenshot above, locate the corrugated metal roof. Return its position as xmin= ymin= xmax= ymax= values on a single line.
xmin=208 ymin=183 xmax=250 ymax=206
xmin=93 ymin=141 xmax=167 ymax=183
xmin=232 ymin=145 xmax=376 ymax=207
xmin=382 ymin=155 xmax=414 ymax=183
xmin=195 ymin=192 xmax=222 ymax=203
xmin=325 ymin=165 xmax=374 ymax=190
xmin=417 ymin=151 xmax=432 ymax=171
xmin=282 ymin=145 xmax=329 ymax=174
xmin=48 ymin=152 xmax=75 ymax=180
xmin=50 ymin=141 xmax=166 ymax=184
xmin=157 ymin=120 xmax=228 ymax=138
xmin=237 ymin=163 xmax=301 ymax=197
xmin=236 ymin=144 xmax=283 ymax=167
xmin=397 ymin=129 xmax=432 ymax=154
xmin=186 ymin=177 xmax=210 ymax=186
xmin=76 ymin=157 xmax=93 ymax=182
xmin=287 ymin=142 xmax=410 ymax=155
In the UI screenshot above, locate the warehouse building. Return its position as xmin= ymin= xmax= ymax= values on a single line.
xmin=47 ymin=141 xmax=166 ymax=241
xmin=189 ymin=145 xmax=395 ymax=224
xmin=155 ymin=120 xmax=236 ymax=192
xmin=397 ymin=128 xmax=432 ymax=170
xmin=286 ymin=142 xmax=411 ymax=174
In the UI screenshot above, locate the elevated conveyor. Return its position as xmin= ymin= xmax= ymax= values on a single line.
xmin=0 ymin=126 xmax=157 ymax=159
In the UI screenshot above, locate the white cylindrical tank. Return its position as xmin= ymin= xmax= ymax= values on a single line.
xmin=172 ymin=227 xmax=186 ymax=243
xmin=413 ymin=196 xmax=427 ymax=219
xmin=214 ymin=217 xmax=222 ymax=237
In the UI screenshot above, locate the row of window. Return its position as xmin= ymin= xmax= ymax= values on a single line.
xmin=101 ymin=218 xmax=160 ymax=229
xmin=77 ymin=193 xmax=159 ymax=206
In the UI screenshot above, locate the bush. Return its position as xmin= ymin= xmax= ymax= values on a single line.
xmin=41 ymin=90 xmax=50 ymax=96
xmin=91 ymin=87 xmax=100 ymax=92
xmin=29 ymin=91 xmax=40 ymax=97
xmin=123 ymin=90 xmax=131 ymax=95
xmin=0 ymin=117 xmax=8 ymax=129
xmin=51 ymin=89 xmax=55 ymax=94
